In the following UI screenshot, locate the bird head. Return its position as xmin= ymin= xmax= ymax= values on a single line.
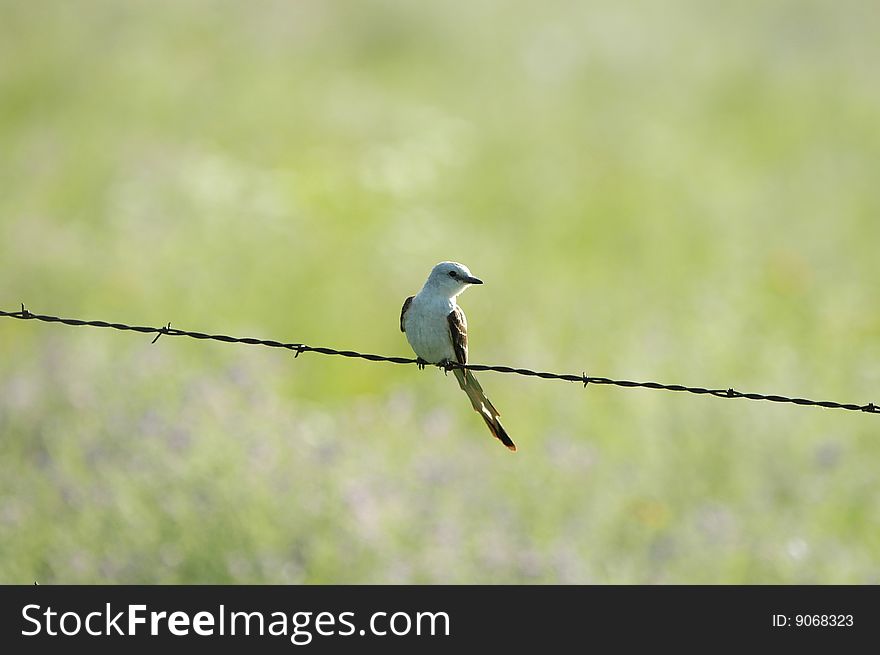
xmin=424 ymin=261 xmax=483 ymax=298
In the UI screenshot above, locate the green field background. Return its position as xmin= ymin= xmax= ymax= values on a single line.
xmin=2 ymin=0 xmax=879 ymax=583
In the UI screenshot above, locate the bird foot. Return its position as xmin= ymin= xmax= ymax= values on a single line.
xmin=416 ymin=357 xmax=428 ymax=370
xmin=438 ymin=359 xmax=454 ymax=375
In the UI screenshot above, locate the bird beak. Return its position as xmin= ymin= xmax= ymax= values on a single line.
xmin=464 ymin=276 xmax=483 ymax=285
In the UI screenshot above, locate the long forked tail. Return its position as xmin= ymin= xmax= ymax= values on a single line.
xmin=453 ymin=368 xmax=516 ymax=452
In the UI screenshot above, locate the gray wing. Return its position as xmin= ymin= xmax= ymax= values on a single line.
xmin=447 ymin=306 xmax=468 ymax=365
xmin=400 ymin=296 xmax=414 ymax=332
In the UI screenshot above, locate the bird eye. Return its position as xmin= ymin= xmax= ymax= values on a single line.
xmin=448 ymin=271 xmax=457 ymax=277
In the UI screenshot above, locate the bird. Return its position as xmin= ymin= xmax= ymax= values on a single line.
xmin=400 ymin=261 xmax=516 ymax=452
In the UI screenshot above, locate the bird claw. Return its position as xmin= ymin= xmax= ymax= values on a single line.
xmin=439 ymin=359 xmax=454 ymax=375
xmin=416 ymin=357 xmax=428 ymax=370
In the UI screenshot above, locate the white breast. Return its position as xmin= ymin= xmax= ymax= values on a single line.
xmin=404 ymin=294 xmax=457 ymax=364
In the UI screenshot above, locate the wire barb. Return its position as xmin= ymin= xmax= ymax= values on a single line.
xmin=151 ymin=322 xmax=172 ymax=344
xmin=0 ymin=306 xmax=874 ymax=418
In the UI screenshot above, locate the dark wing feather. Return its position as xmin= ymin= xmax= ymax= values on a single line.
xmin=400 ymin=296 xmax=414 ymax=332
xmin=447 ymin=306 xmax=468 ymax=365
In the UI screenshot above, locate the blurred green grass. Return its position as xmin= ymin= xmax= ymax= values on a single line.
xmin=1 ymin=0 xmax=879 ymax=583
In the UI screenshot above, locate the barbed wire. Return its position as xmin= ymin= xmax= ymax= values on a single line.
xmin=2 ymin=305 xmax=877 ymax=415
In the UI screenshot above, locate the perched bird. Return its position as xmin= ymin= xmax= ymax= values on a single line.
xmin=400 ymin=261 xmax=515 ymax=452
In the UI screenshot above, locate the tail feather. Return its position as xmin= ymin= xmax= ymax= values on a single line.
xmin=453 ymin=368 xmax=516 ymax=452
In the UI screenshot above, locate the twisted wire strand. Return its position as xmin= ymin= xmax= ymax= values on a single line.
xmin=2 ymin=306 xmax=877 ymax=415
